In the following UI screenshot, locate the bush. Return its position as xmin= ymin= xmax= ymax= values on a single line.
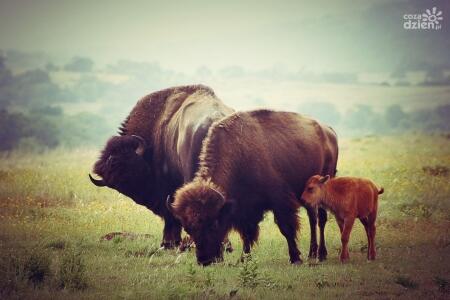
xmin=23 ymin=251 xmax=51 ymax=287
xmin=239 ymin=254 xmax=259 ymax=288
xmin=0 ymin=254 xmax=24 ymax=295
xmin=45 ymin=239 xmax=66 ymax=250
xmin=57 ymin=247 xmax=88 ymax=290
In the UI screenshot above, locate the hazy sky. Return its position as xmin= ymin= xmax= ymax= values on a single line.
xmin=1 ymin=0 xmax=449 ymax=74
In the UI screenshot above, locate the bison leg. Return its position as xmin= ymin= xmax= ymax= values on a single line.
xmin=368 ymin=223 xmax=376 ymax=260
xmin=223 ymin=236 xmax=234 ymax=253
xmin=161 ymin=217 xmax=182 ymax=249
xmin=274 ymin=209 xmax=302 ymax=264
xmin=359 ymin=217 xmax=371 ymax=260
xmin=239 ymin=224 xmax=259 ymax=261
xmin=367 ymin=213 xmax=377 ymax=260
xmin=340 ymin=217 xmax=355 ymax=263
xmin=318 ymin=208 xmax=328 ymax=261
xmin=305 ymin=206 xmax=318 ymax=259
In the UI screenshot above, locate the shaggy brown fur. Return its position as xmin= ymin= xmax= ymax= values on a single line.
xmin=301 ymin=175 xmax=383 ymax=262
xmin=171 ymin=110 xmax=338 ymax=265
xmin=90 ymin=85 xmax=234 ymax=248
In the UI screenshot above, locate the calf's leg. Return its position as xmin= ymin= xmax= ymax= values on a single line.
xmin=367 ymin=213 xmax=377 ymax=260
xmin=340 ymin=217 xmax=355 ymax=263
xmin=359 ymin=217 xmax=372 ymax=260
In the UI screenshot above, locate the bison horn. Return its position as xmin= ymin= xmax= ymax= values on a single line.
xmin=132 ymin=135 xmax=146 ymax=156
xmin=89 ymin=173 xmax=106 ymax=187
xmin=210 ymin=187 xmax=226 ymax=202
xmin=166 ymin=195 xmax=174 ymax=213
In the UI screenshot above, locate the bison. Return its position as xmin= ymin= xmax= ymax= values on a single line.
xmin=300 ymin=175 xmax=383 ymax=262
xmin=169 ymin=110 xmax=338 ymax=265
xmin=89 ymin=85 xmax=234 ymax=248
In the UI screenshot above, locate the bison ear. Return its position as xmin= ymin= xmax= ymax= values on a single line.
xmin=319 ymin=175 xmax=330 ymax=184
xmin=132 ymin=135 xmax=146 ymax=156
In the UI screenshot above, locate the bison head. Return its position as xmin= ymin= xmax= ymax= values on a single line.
xmin=300 ymin=174 xmax=330 ymax=207
xmin=89 ymin=135 xmax=152 ymax=201
xmin=169 ymin=180 xmax=232 ymax=266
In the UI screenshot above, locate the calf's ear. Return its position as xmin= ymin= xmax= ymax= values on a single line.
xmin=319 ymin=175 xmax=330 ymax=184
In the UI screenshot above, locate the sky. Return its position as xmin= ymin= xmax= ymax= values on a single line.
xmin=0 ymin=0 xmax=449 ymax=128
xmin=1 ymin=0 xmax=449 ymax=74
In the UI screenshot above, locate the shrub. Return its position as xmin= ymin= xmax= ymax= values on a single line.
xmin=23 ymin=251 xmax=51 ymax=287
xmin=57 ymin=247 xmax=87 ymax=290
xmin=0 ymin=254 xmax=24 ymax=295
xmin=316 ymin=275 xmax=331 ymax=289
xmin=45 ymin=239 xmax=66 ymax=250
xmin=239 ymin=254 xmax=259 ymax=288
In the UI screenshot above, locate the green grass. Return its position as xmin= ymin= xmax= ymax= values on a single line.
xmin=0 ymin=134 xmax=449 ymax=299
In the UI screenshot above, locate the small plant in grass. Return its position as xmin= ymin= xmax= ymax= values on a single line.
xmin=0 ymin=254 xmax=25 ymax=295
xmin=124 ymin=245 xmax=160 ymax=258
xmin=45 ymin=239 xmax=66 ymax=250
xmin=204 ymin=271 xmax=213 ymax=288
xmin=112 ymin=236 xmax=124 ymax=244
xmin=239 ymin=254 xmax=259 ymax=288
xmin=399 ymin=202 xmax=433 ymax=219
xmin=23 ymin=250 xmax=51 ymax=287
xmin=316 ymin=275 xmax=330 ymax=289
xmin=57 ymin=247 xmax=87 ymax=290
xmin=394 ymin=275 xmax=418 ymax=289
xmin=186 ymin=263 xmax=196 ymax=282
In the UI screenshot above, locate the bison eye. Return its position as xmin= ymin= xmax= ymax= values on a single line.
xmin=307 ymin=187 xmax=314 ymax=192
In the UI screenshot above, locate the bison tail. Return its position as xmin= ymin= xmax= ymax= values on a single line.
xmin=378 ymin=187 xmax=384 ymax=195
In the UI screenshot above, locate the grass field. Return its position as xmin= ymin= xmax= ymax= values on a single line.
xmin=0 ymin=134 xmax=449 ymax=299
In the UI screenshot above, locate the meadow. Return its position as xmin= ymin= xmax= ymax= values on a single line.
xmin=0 ymin=134 xmax=449 ymax=299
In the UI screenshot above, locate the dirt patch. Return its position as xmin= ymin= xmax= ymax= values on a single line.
xmin=99 ymin=232 xmax=153 ymax=241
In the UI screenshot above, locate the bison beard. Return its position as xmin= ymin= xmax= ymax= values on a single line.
xmin=171 ymin=110 xmax=338 ymax=265
xmin=89 ymin=85 xmax=234 ymax=249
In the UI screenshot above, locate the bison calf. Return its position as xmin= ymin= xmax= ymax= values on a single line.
xmin=300 ymin=175 xmax=383 ymax=262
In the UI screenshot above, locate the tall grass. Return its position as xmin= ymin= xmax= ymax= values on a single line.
xmin=0 ymin=134 xmax=449 ymax=299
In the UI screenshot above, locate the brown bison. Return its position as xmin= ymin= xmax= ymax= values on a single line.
xmin=89 ymin=85 xmax=234 ymax=248
xmin=169 ymin=110 xmax=338 ymax=265
xmin=300 ymin=175 xmax=383 ymax=262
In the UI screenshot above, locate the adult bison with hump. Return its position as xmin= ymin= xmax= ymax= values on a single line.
xmin=169 ymin=110 xmax=338 ymax=265
xmin=89 ymin=85 xmax=234 ymax=248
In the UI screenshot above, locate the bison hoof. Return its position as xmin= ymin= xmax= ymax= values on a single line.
xmin=224 ymin=242 xmax=234 ymax=253
xmin=160 ymin=240 xmax=180 ymax=249
xmin=318 ymin=248 xmax=328 ymax=261
xmin=340 ymin=256 xmax=350 ymax=263
xmin=290 ymin=259 xmax=303 ymax=265
xmin=308 ymin=251 xmax=318 ymax=259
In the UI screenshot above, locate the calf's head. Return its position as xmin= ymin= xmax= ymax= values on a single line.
xmin=89 ymin=135 xmax=152 ymax=200
xmin=169 ymin=180 xmax=232 ymax=266
xmin=300 ymin=175 xmax=330 ymax=207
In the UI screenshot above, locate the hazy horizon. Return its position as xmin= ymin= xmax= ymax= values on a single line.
xmin=1 ymin=0 xmax=449 ymax=150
